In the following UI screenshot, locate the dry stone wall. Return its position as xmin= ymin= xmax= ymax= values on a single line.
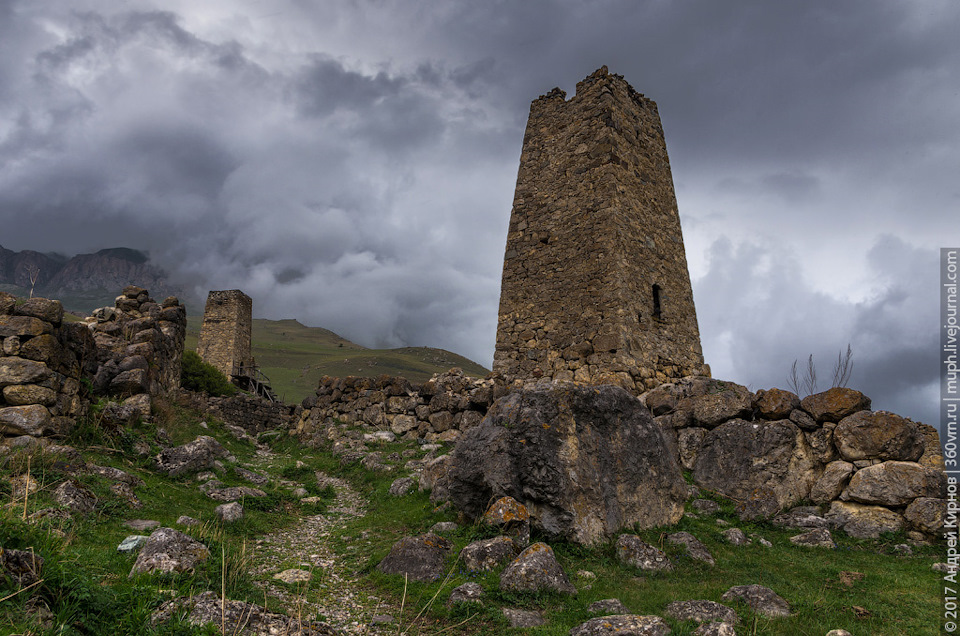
xmin=494 ymin=67 xmax=705 ymax=393
xmin=0 ymin=286 xmax=185 ymax=442
xmin=177 ymin=389 xmax=296 ymax=435
xmin=643 ymin=378 xmax=946 ymax=541
xmin=294 ymin=369 xmax=506 ymax=445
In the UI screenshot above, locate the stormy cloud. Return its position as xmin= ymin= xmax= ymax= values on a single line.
xmin=2 ymin=0 xmax=958 ymax=428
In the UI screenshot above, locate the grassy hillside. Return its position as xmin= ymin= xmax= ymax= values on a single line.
xmin=185 ymin=317 xmax=490 ymax=405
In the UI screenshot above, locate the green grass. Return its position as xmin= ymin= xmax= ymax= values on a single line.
xmin=1 ymin=403 xmax=943 ymax=635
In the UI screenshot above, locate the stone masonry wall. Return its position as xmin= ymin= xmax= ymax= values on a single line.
xmin=177 ymin=389 xmax=297 ymax=435
xmin=196 ymin=290 xmax=253 ymax=381
xmin=0 ymin=286 xmax=186 ymax=441
xmin=642 ymin=378 xmax=946 ymax=541
xmin=294 ymin=369 xmax=507 ymax=445
xmin=494 ymin=67 xmax=705 ymax=393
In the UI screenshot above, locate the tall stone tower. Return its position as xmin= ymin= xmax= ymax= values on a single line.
xmin=197 ymin=290 xmax=253 ymax=381
xmin=493 ymin=67 xmax=705 ymax=392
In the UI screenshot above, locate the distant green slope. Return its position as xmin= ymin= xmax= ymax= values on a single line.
xmin=185 ymin=317 xmax=489 ymax=405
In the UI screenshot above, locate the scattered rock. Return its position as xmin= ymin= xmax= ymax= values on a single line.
xmin=151 ymin=591 xmax=338 ymax=635
xmin=616 ymin=534 xmax=673 ymax=571
xmin=52 ymin=479 xmax=97 ymax=513
xmin=481 ymin=496 xmax=531 ymax=546
xmin=502 ymin=608 xmax=545 ymax=628
xmin=668 ymin=532 xmax=715 ymax=566
xmin=448 ymin=581 xmax=484 ymax=606
xmin=388 ymin=477 xmax=415 ymax=496
xmin=499 ymin=542 xmax=576 ymax=595
xmin=376 ymin=533 xmax=452 ymax=582
xmin=273 ymin=569 xmax=311 ymax=584
xmin=117 ymin=535 xmax=149 ymax=553
xmin=111 ymin=482 xmax=143 ymax=508
xmin=587 ymin=599 xmax=629 ymax=614
xmin=155 ymin=435 xmax=232 ymax=477
xmin=1 ymin=547 xmax=44 ymax=586
xmin=693 ymin=622 xmax=737 ymax=636
xmin=663 ymin=599 xmax=739 ymax=625
xmin=176 ymin=515 xmax=200 ymax=526
xmin=205 ymin=486 xmax=267 ymax=502
xmin=569 ymin=615 xmax=671 ymax=635
xmin=10 ymin=474 xmax=39 ymax=497
xmin=130 ymin=527 xmax=210 ymax=577
xmin=429 ymin=521 xmax=458 ymax=534
xmin=87 ymin=464 xmax=143 ymax=486
xmin=460 ymin=536 xmax=521 ymax=571
xmin=789 ymin=528 xmax=836 ymax=548
xmin=447 ymin=382 xmax=687 ymax=545
xmin=234 ymin=466 xmax=269 ymax=485
xmin=722 ymin=528 xmax=749 ymax=546
xmin=721 ymin=584 xmax=790 ymax=618
xmin=216 ymin=501 xmax=244 ymax=522
xmin=124 ymin=519 xmax=160 ymax=532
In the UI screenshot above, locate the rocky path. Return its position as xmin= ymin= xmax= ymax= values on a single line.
xmin=246 ymin=454 xmax=398 ymax=634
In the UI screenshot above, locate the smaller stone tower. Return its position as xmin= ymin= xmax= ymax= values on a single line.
xmin=197 ymin=290 xmax=253 ymax=381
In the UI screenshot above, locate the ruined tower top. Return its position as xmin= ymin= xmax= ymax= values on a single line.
xmin=197 ymin=289 xmax=253 ymax=381
xmin=492 ymin=67 xmax=706 ymax=392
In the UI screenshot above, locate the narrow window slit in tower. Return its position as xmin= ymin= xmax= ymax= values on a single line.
xmin=652 ymin=284 xmax=662 ymax=320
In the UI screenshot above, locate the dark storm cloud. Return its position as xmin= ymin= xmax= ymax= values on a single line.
xmin=693 ymin=234 xmax=939 ymax=425
xmin=1 ymin=0 xmax=957 ymax=427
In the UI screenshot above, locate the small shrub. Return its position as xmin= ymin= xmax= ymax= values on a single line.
xmin=181 ymin=351 xmax=237 ymax=397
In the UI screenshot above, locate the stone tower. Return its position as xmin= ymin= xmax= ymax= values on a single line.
xmin=197 ymin=290 xmax=253 ymax=381
xmin=493 ymin=67 xmax=705 ymax=392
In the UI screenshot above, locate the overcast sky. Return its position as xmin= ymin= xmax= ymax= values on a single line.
xmin=2 ymin=0 xmax=958 ymax=428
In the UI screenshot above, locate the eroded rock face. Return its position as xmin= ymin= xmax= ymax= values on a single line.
xmin=446 ymin=382 xmax=687 ymax=545
xmin=693 ymin=419 xmax=818 ymax=510
xmin=130 ymin=527 xmax=210 ymax=577
xmin=833 ymin=411 xmax=924 ymax=462
xmin=376 ymin=533 xmax=452 ymax=582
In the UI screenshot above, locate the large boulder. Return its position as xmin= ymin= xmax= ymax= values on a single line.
xmin=843 ymin=461 xmax=946 ymax=506
xmin=446 ymin=382 xmax=686 ymax=545
xmin=0 ymin=404 xmax=53 ymax=436
xmin=800 ymin=388 xmax=870 ymax=422
xmin=754 ymin=388 xmax=800 ymax=420
xmin=904 ymin=497 xmax=947 ymax=535
xmin=809 ymin=461 xmax=855 ymax=504
xmin=833 ymin=411 xmax=924 ymax=462
xmin=692 ymin=418 xmax=819 ymax=511
xmin=687 ymin=382 xmax=755 ymax=428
